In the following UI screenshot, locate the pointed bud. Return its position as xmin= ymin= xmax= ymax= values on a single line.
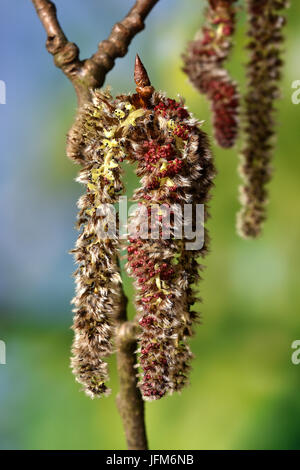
xmin=134 ymin=55 xmax=154 ymax=107
xmin=134 ymin=54 xmax=151 ymax=88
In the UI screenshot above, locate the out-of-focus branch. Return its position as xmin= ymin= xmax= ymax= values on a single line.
xmin=32 ymin=0 xmax=159 ymax=106
xmin=91 ymin=0 xmax=159 ymax=78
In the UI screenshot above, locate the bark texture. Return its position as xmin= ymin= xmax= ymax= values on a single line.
xmin=116 ymin=322 xmax=148 ymax=450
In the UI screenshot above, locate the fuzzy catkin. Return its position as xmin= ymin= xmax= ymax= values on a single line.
xmin=237 ymin=0 xmax=288 ymax=238
xmin=68 ymin=89 xmax=158 ymax=398
xmin=125 ymin=94 xmax=215 ymax=400
xmin=67 ymin=84 xmax=215 ymax=401
xmin=183 ymin=0 xmax=239 ymax=149
xmin=69 ymin=89 xmax=126 ymax=398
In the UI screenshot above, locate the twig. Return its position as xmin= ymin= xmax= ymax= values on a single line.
xmin=32 ymin=0 xmax=159 ymax=106
xmin=115 ymin=261 xmax=147 ymax=450
xmin=116 ymin=321 xmax=148 ymax=450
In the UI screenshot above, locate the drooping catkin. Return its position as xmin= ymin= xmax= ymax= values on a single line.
xmin=67 ymin=56 xmax=215 ymax=401
xmin=237 ymin=0 xmax=288 ymax=238
xmin=124 ymin=59 xmax=216 ymax=400
xmin=68 ymin=89 xmax=126 ymax=398
xmin=68 ymin=86 xmax=158 ymax=398
xmin=183 ymin=0 xmax=239 ymax=149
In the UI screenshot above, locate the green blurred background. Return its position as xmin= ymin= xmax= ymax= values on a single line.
xmin=0 ymin=0 xmax=300 ymax=450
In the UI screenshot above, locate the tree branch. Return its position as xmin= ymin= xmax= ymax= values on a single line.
xmin=114 ymin=261 xmax=148 ymax=449
xmin=90 ymin=0 xmax=159 ymax=77
xmin=116 ymin=321 xmax=148 ymax=450
xmin=31 ymin=0 xmax=84 ymax=98
xmin=32 ymin=0 xmax=159 ymax=106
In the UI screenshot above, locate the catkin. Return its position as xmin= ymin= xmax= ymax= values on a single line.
xmin=237 ymin=0 xmax=288 ymax=238
xmin=125 ymin=93 xmax=215 ymax=400
xmin=67 ymin=63 xmax=215 ymax=400
xmin=183 ymin=0 xmax=239 ymax=149
xmin=68 ymin=89 xmax=126 ymax=398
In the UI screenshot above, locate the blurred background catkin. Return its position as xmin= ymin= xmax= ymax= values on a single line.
xmin=0 ymin=0 xmax=300 ymax=450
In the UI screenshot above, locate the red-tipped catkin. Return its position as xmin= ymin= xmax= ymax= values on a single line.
xmin=125 ymin=92 xmax=215 ymax=400
xmin=183 ymin=0 xmax=239 ymax=148
xmin=237 ymin=0 xmax=288 ymax=238
xmin=67 ymin=58 xmax=216 ymax=401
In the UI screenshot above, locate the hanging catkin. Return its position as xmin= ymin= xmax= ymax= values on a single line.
xmin=126 ymin=57 xmax=216 ymax=400
xmin=183 ymin=0 xmax=239 ymax=149
xmin=67 ymin=56 xmax=215 ymax=400
xmin=68 ymin=89 xmax=126 ymax=398
xmin=237 ymin=0 xmax=288 ymax=238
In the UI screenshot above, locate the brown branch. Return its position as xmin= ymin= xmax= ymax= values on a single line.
xmin=31 ymin=0 xmax=85 ymax=101
xmin=114 ymin=259 xmax=148 ymax=450
xmin=116 ymin=320 xmax=148 ymax=450
xmin=90 ymin=0 xmax=159 ymax=79
xmin=32 ymin=0 xmax=159 ymax=106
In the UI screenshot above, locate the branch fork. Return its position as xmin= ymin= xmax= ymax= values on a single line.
xmin=32 ymin=0 xmax=159 ymax=106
